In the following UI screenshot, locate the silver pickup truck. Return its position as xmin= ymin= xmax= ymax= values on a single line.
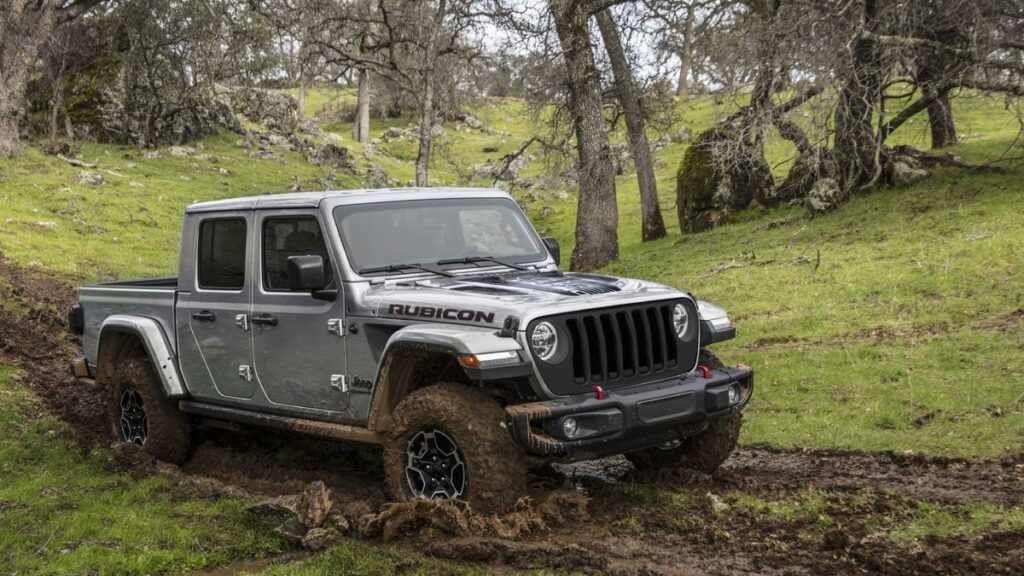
xmin=69 ymin=187 xmax=752 ymax=512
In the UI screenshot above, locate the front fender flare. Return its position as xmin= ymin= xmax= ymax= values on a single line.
xmin=98 ymin=315 xmax=187 ymax=399
xmin=366 ymin=323 xmax=527 ymax=432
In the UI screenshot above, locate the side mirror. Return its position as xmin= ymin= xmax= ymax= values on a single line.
xmin=287 ymin=255 xmax=326 ymax=291
xmin=542 ymin=237 xmax=561 ymax=267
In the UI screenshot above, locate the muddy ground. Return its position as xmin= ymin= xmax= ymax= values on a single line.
xmin=2 ymin=256 xmax=1022 ymax=575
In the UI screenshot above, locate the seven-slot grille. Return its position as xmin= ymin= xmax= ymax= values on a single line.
xmin=530 ymin=299 xmax=699 ymax=396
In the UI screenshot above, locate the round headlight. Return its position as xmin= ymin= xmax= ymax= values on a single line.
xmin=672 ymin=303 xmax=689 ymax=339
xmin=530 ymin=321 xmax=558 ymax=361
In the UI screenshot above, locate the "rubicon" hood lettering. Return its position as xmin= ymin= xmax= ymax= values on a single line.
xmin=387 ymin=304 xmax=495 ymax=324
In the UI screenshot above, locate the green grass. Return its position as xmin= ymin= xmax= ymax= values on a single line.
xmin=0 ymin=365 xmax=281 ymax=574
xmin=0 ymin=86 xmax=1021 ymax=573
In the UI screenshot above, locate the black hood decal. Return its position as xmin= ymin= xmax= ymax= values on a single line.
xmin=441 ymin=271 xmax=622 ymax=297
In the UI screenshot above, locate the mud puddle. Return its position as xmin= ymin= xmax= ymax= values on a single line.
xmin=2 ymin=257 xmax=1022 ymax=575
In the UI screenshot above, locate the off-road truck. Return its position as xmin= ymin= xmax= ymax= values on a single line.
xmin=69 ymin=188 xmax=753 ymax=512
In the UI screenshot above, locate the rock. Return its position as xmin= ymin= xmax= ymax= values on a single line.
xmin=297 ymin=481 xmax=333 ymax=528
xmin=249 ymin=150 xmax=280 ymax=160
xmin=76 ymin=172 xmax=109 ymax=186
xmin=890 ymin=160 xmax=930 ymax=186
xmin=675 ymin=126 xmax=774 ymax=233
xmin=430 ymin=124 xmax=445 ymax=138
xmin=381 ymin=127 xmax=412 ymax=143
xmin=144 ymin=150 xmax=161 ymax=159
xmin=222 ymin=85 xmax=300 ymax=134
xmin=365 ymin=163 xmax=394 ymax=188
xmin=128 ymin=181 xmax=144 ymax=189
xmin=266 ymin=133 xmax=291 ymax=148
xmin=301 ymin=527 xmax=342 ymax=551
xmin=274 ymin=518 xmax=308 ymax=544
xmin=805 ymin=178 xmax=847 ymax=213
xmin=463 ymin=115 xmax=483 ymax=129
xmin=482 ymin=146 xmax=499 ymax=153
xmin=774 ymin=147 xmax=837 ymax=205
xmin=247 ymin=495 xmax=299 ymax=526
xmin=168 ymin=145 xmax=195 ymax=157
xmin=706 ymin=492 xmax=729 ymax=513
xmin=306 ymin=143 xmax=353 ymax=170
xmin=323 ymin=509 xmax=351 ymax=534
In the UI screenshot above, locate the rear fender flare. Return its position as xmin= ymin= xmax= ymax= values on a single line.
xmin=97 ymin=315 xmax=187 ymax=399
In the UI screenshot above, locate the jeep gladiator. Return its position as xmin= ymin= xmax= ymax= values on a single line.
xmin=69 ymin=187 xmax=752 ymax=511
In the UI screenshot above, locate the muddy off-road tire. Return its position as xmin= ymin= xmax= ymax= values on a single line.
xmin=383 ymin=382 xmax=528 ymax=514
xmin=107 ymin=356 xmax=191 ymax=464
xmin=626 ymin=349 xmax=742 ymax=473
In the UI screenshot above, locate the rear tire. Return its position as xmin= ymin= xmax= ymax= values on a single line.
xmin=383 ymin=383 xmax=527 ymax=514
xmin=107 ymin=356 xmax=191 ymax=464
xmin=626 ymin=349 xmax=742 ymax=473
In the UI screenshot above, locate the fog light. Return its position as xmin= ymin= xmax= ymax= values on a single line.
xmin=728 ymin=385 xmax=740 ymax=404
xmin=562 ymin=417 xmax=579 ymax=438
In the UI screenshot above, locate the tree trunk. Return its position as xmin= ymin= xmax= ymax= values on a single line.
xmin=926 ymin=87 xmax=956 ymax=148
xmin=675 ymin=8 xmax=695 ymax=98
xmin=833 ymin=0 xmax=884 ymax=190
xmin=297 ymin=80 xmax=306 ymax=117
xmin=549 ymin=0 xmax=619 ymax=271
xmin=353 ymin=68 xmax=370 ymax=144
xmin=595 ymin=10 xmax=666 ymax=242
xmin=415 ymin=79 xmax=435 ymax=187
xmin=0 ymin=2 xmax=60 ymax=156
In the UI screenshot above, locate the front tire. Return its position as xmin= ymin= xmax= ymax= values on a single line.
xmin=383 ymin=383 xmax=527 ymax=514
xmin=626 ymin=349 xmax=742 ymax=473
xmin=107 ymin=356 xmax=191 ymax=464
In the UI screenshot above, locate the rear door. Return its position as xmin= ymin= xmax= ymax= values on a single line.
xmin=250 ymin=210 xmax=349 ymax=414
xmin=176 ymin=212 xmax=256 ymax=400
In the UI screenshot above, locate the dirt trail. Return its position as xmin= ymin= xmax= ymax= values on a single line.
xmin=1 ymin=257 xmax=1022 ymax=575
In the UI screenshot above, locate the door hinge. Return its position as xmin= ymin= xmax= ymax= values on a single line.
xmin=327 ymin=318 xmax=344 ymax=337
xmin=235 ymin=313 xmax=250 ymax=331
xmin=329 ymin=374 xmax=348 ymax=393
xmin=238 ymin=364 xmax=253 ymax=382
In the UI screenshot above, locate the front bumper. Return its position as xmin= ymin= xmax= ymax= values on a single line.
xmin=505 ymin=365 xmax=753 ymax=459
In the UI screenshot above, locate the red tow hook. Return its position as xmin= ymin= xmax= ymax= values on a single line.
xmin=592 ymin=385 xmax=607 ymax=400
xmin=698 ymin=365 xmax=711 ymax=379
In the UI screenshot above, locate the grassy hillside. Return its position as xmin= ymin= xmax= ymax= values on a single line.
xmin=0 ymin=88 xmax=1021 ymax=574
xmin=0 ymin=91 xmax=1021 ymax=457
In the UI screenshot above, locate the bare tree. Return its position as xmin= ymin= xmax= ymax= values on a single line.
xmin=0 ymin=0 xmax=105 ymax=156
xmin=595 ymin=8 xmax=667 ymax=241
xmin=546 ymin=0 xmax=625 ymax=270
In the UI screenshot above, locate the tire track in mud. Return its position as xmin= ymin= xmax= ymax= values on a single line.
xmin=1 ymin=257 xmax=1022 ymax=575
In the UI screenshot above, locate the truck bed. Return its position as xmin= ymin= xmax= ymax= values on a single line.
xmin=78 ymin=278 xmax=179 ymax=365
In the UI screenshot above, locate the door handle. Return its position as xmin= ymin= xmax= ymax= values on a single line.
xmin=251 ymin=313 xmax=278 ymax=326
xmin=192 ymin=310 xmax=216 ymax=322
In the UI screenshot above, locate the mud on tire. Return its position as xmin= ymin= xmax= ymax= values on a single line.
xmin=383 ymin=382 xmax=528 ymax=514
xmin=626 ymin=349 xmax=742 ymax=473
xmin=107 ymin=356 xmax=191 ymax=464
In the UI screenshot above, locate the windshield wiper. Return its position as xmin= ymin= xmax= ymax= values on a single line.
xmin=358 ymin=262 xmax=453 ymax=278
xmin=436 ymin=255 xmax=527 ymax=271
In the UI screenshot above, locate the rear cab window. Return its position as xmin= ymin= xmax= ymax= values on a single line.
xmin=197 ymin=218 xmax=247 ymax=290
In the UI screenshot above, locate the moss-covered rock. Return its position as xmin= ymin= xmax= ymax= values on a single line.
xmin=676 ymin=127 xmax=774 ymax=233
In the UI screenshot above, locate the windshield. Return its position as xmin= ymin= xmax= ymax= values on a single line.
xmin=334 ymin=197 xmax=546 ymax=274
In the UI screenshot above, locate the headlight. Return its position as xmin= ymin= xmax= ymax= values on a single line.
xmin=672 ymin=303 xmax=689 ymax=339
xmin=530 ymin=321 xmax=558 ymax=361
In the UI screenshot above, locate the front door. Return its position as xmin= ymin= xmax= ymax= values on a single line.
xmin=177 ymin=212 xmax=256 ymax=400
xmin=250 ymin=210 xmax=349 ymax=414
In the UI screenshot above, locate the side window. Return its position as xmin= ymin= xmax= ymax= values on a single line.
xmin=197 ymin=218 xmax=247 ymax=290
xmin=262 ymin=216 xmax=331 ymax=291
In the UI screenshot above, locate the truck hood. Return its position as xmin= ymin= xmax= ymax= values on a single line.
xmin=365 ymin=270 xmax=686 ymax=328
